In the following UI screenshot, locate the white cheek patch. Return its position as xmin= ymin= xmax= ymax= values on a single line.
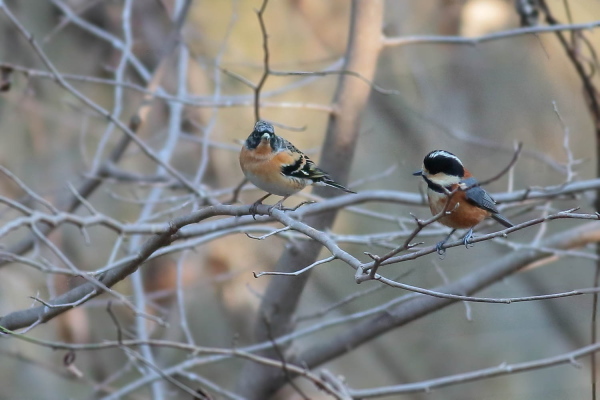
xmin=426 ymin=172 xmax=461 ymax=187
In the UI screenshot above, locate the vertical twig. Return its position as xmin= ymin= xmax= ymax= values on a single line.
xmin=125 ymin=1 xmax=194 ymax=399
xmin=254 ymin=0 xmax=270 ymax=122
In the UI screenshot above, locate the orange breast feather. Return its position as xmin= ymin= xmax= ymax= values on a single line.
xmin=429 ymin=189 xmax=490 ymax=229
xmin=240 ymin=146 xmax=306 ymax=195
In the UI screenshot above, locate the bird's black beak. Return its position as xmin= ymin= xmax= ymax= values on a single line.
xmin=412 ymin=170 xmax=423 ymax=176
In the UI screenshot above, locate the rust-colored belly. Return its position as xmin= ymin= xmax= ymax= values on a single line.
xmin=428 ymin=190 xmax=490 ymax=229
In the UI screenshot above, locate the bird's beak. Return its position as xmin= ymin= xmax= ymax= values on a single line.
xmin=412 ymin=170 xmax=423 ymax=176
xmin=261 ymin=133 xmax=271 ymax=141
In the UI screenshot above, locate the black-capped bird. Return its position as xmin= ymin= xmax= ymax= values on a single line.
xmin=239 ymin=120 xmax=355 ymax=211
xmin=413 ymin=150 xmax=513 ymax=253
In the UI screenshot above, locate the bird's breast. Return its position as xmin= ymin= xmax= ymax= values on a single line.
xmin=428 ymin=189 xmax=490 ymax=229
xmin=240 ymin=147 xmax=308 ymax=196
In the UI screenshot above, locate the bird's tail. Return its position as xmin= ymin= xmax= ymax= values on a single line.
xmin=323 ymin=179 xmax=356 ymax=194
xmin=492 ymin=213 xmax=514 ymax=228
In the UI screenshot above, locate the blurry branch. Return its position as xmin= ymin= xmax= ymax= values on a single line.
xmin=383 ymin=20 xmax=600 ymax=47
xmin=7 ymin=216 xmax=598 ymax=398
xmin=364 ymin=196 xmax=459 ymax=278
xmin=534 ymin=3 xmax=600 ymax=397
xmin=237 ymin=2 xmax=384 ymax=397
xmin=254 ymin=0 xmax=270 ymax=121
xmin=0 ymin=326 xmax=349 ymax=400
xmin=269 ymin=69 xmax=400 ymax=95
xmin=537 ymin=2 xmax=600 ymax=129
xmin=174 ymin=371 xmax=241 ymax=400
xmin=125 ymin=3 xmax=195 ymax=397
xmin=477 ymin=142 xmax=523 ymax=186
xmin=262 ymin=317 xmax=311 ymax=400
xmin=0 ymin=0 xmax=197 ymax=270
xmin=48 ymin=0 xmax=153 ymax=81
xmin=0 ymin=166 xmax=58 ymax=214
xmin=0 ymin=62 xmax=334 ymax=113
xmin=0 ymin=169 xmax=594 ymax=235
xmin=347 ymin=341 xmax=600 ymax=398
xmin=0 ymin=204 xmax=273 ymax=330
xmin=0 ymin=179 xmax=596 ymax=260
xmin=122 ymin=348 xmax=203 ymax=399
xmin=296 ymin=221 xmax=600 ymax=371
xmin=0 ymin=109 xmax=132 ymax=269
xmin=356 ymin=209 xmax=599 ymax=284
xmin=0 ymin=203 xmax=594 ymax=296
xmin=0 ymin=1 xmax=205 ymax=197
xmin=90 ymin=0 xmax=134 ymax=172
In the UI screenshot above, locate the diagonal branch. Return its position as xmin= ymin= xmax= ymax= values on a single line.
xmin=296 ymin=221 xmax=600 ymax=370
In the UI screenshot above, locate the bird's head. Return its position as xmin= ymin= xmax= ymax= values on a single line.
xmin=244 ymin=120 xmax=281 ymax=150
xmin=413 ymin=150 xmax=465 ymax=187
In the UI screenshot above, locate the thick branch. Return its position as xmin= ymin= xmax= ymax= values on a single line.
xmin=236 ymin=1 xmax=384 ymax=398
xmin=0 ymin=204 xmax=272 ymax=330
xmin=296 ymin=221 xmax=600 ymax=369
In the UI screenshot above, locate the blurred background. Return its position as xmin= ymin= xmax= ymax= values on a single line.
xmin=0 ymin=0 xmax=599 ymax=399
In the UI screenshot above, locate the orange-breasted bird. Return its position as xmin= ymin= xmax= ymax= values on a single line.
xmin=239 ymin=120 xmax=355 ymax=211
xmin=413 ymin=150 xmax=513 ymax=253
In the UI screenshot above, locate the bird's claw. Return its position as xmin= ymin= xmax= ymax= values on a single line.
xmin=249 ymin=202 xmax=261 ymax=220
xmin=462 ymin=229 xmax=474 ymax=249
xmin=435 ymin=241 xmax=447 ymax=257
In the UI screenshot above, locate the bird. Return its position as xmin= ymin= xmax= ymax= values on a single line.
xmin=413 ymin=150 xmax=513 ymax=254
xmin=239 ymin=120 xmax=355 ymax=213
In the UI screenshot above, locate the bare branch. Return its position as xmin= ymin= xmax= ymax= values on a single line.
xmin=383 ymin=20 xmax=600 ymax=47
xmin=347 ymin=341 xmax=600 ymax=398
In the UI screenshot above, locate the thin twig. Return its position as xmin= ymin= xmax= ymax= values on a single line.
xmin=254 ymin=0 xmax=270 ymax=121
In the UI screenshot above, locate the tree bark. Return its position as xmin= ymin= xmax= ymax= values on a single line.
xmin=235 ymin=1 xmax=384 ymax=398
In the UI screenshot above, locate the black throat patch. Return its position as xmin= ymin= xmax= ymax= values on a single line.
xmin=423 ymin=176 xmax=452 ymax=193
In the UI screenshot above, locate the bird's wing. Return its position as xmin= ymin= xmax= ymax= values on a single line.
xmin=278 ymin=140 xmax=327 ymax=181
xmin=276 ymin=139 xmax=355 ymax=193
xmin=462 ymin=177 xmax=499 ymax=214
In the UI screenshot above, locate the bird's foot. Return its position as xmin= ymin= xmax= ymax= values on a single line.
xmin=435 ymin=240 xmax=447 ymax=257
xmin=462 ymin=228 xmax=474 ymax=249
xmin=435 ymin=229 xmax=455 ymax=257
xmin=249 ymin=201 xmax=262 ymax=220
xmin=249 ymin=194 xmax=272 ymax=219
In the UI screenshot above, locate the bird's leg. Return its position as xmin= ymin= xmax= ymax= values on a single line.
xmin=436 ymin=229 xmax=456 ymax=256
xmin=268 ymin=196 xmax=290 ymax=213
xmin=250 ymin=193 xmax=271 ymax=219
xmin=462 ymin=228 xmax=474 ymax=248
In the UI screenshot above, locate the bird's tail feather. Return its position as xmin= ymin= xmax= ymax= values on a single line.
xmin=492 ymin=213 xmax=513 ymax=228
xmin=323 ymin=179 xmax=356 ymax=194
